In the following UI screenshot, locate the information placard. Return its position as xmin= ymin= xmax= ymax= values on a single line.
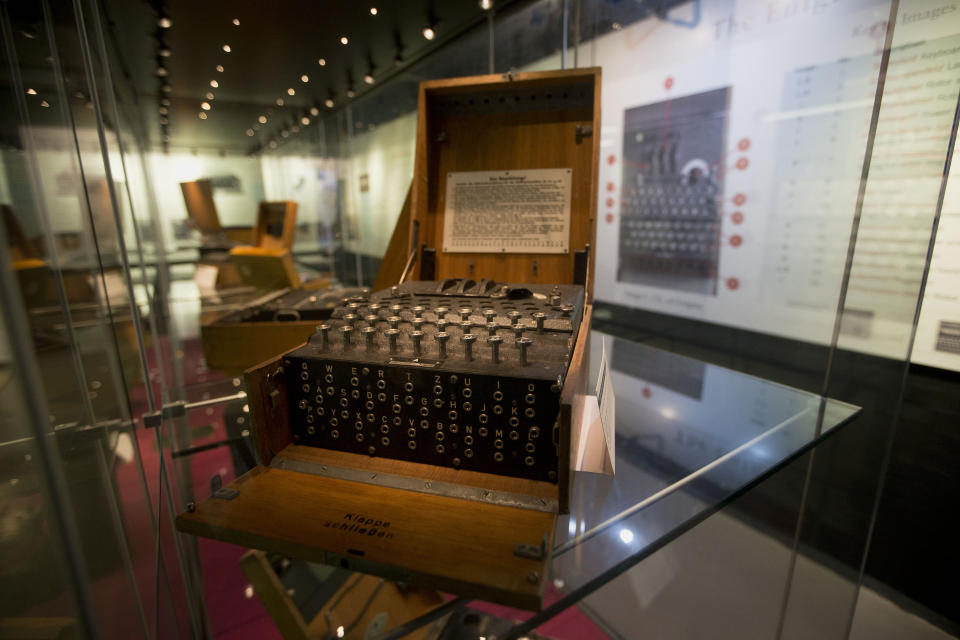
xmin=442 ymin=169 xmax=572 ymax=253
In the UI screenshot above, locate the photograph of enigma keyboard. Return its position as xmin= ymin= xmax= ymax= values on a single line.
xmin=282 ymin=279 xmax=586 ymax=483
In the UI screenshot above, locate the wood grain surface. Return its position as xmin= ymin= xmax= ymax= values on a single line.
xmin=176 ymin=466 xmax=553 ymax=610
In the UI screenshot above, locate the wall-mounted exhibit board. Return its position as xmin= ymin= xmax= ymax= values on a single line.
xmin=587 ymin=0 xmax=960 ymax=371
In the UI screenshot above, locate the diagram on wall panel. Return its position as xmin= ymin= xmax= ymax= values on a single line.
xmin=617 ymin=87 xmax=730 ymax=296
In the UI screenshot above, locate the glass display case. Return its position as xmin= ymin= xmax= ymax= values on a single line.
xmin=1 ymin=0 xmax=957 ymax=638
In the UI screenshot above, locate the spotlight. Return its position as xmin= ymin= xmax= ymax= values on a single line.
xmin=156 ymin=66 xmax=168 ymax=77
xmin=258 ymin=115 xmax=267 ymax=123
xmin=201 ymin=101 xmax=211 ymax=110
xmin=287 ymin=87 xmax=295 ymax=96
xmin=216 ymin=64 xmax=224 ymax=72
xmin=276 ymin=98 xmax=284 ymax=106
xmin=160 ymin=116 xmax=168 ymax=124
xmin=232 ymin=18 xmax=240 ymax=26
xmin=281 ymin=130 xmax=289 ymax=138
xmin=318 ymin=58 xmax=327 ymax=66
xmin=159 ymin=46 xmax=171 ymax=57
xmin=160 ymin=97 xmax=170 ymax=106
xmin=480 ymin=0 xmax=493 ymax=8
xmin=199 ymin=112 xmax=207 ymax=119
xmin=162 ymin=83 xmax=172 ymax=92
xmin=370 ymin=7 xmax=378 ymax=15
xmin=422 ymin=26 xmax=435 ymax=40
xmin=26 ymin=88 xmax=37 ymax=95
xmin=268 ymin=140 xmax=278 ymax=149
xmin=210 ymin=80 xmax=219 ymax=88
xmin=346 ymin=88 xmax=356 ymax=98
xmin=301 ymin=116 xmax=310 ymax=125
xmin=158 ymin=15 xmax=172 ymax=29
xmin=324 ymin=98 xmax=334 ymax=108
xmin=340 ymin=36 xmax=348 ymax=45
xmin=246 ymin=128 xmax=254 ymax=136
xmin=40 ymin=100 xmax=50 ymax=108
xmin=364 ymin=73 xmax=375 ymax=85
xmin=205 ymin=92 xmax=214 ymax=100
xmin=222 ymin=44 xmax=231 ymax=53
xmin=309 ymin=106 xmax=319 ymax=116
xmin=159 ymin=106 xmax=168 ymax=115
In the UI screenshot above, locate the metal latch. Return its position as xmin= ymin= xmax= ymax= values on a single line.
xmin=210 ymin=474 xmax=239 ymax=500
xmin=514 ymin=534 xmax=548 ymax=560
xmin=575 ymin=124 xmax=593 ymax=144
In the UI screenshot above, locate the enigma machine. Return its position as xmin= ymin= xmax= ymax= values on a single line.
xmin=177 ymin=68 xmax=602 ymax=611
xmin=284 ymin=279 xmax=585 ymax=483
xmin=201 ymin=283 xmax=366 ymax=374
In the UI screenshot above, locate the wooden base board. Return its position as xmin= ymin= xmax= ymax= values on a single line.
xmin=273 ymin=445 xmax=558 ymax=511
xmin=176 ymin=466 xmax=554 ymax=610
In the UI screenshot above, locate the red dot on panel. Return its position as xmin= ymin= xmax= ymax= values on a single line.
xmin=607 ymin=154 xmax=617 ymax=165
xmin=729 ymin=234 xmax=743 ymax=247
xmin=726 ymin=277 xmax=740 ymax=291
xmin=605 ymin=213 xmax=615 ymax=224
xmin=732 ymin=211 xmax=744 ymax=224
xmin=606 ymin=198 xmax=615 ymax=208
xmin=738 ymin=138 xmax=751 ymax=151
xmin=642 ymin=387 xmax=651 ymax=398
xmin=606 ymin=182 xmax=616 ymax=192
xmin=736 ymin=157 xmax=749 ymax=170
xmin=733 ymin=193 xmax=746 ymax=206
xmin=664 ymin=77 xmax=674 ymax=90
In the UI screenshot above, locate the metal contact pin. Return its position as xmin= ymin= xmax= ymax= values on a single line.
xmin=318 ymin=324 xmax=330 ymax=349
xmin=435 ymin=332 xmax=450 ymax=359
xmin=411 ymin=330 xmax=424 ymax=357
xmin=488 ymin=335 xmax=503 ymax=363
xmin=386 ymin=328 xmax=400 ymax=354
xmin=518 ymin=337 xmax=532 ymax=366
xmin=533 ymin=312 xmax=546 ymax=333
xmin=461 ymin=333 xmax=476 ymax=361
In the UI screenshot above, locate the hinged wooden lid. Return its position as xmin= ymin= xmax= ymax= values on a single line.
xmin=176 ymin=466 xmax=554 ymax=609
xmin=409 ymin=68 xmax=601 ymax=292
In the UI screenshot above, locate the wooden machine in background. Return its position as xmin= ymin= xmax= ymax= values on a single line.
xmin=177 ymin=68 xmax=602 ymax=611
xmin=181 ymin=179 xmax=301 ymax=289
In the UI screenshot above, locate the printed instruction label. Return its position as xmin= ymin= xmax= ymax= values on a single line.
xmin=442 ymin=168 xmax=572 ymax=253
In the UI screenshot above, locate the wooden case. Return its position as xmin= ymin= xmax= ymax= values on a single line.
xmin=177 ymin=68 xmax=601 ymax=611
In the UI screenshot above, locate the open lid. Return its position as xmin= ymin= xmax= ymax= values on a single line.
xmin=409 ymin=68 xmax=601 ymax=294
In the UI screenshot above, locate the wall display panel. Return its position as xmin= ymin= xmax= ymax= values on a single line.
xmin=591 ymin=0 xmax=960 ymax=368
xmin=261 ymin=154 xmax=343 ymax=251
xmin=912 ymin=146 xmax=960 ymax=370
